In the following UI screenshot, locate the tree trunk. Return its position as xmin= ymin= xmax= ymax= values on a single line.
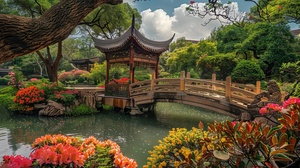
xmin=36 ymin=41 xmax=63 ymax=83
xmin=0 ymin=0 xmax=122 ymax=64
xmin=46 ymin=65 xmax=59 ymax=83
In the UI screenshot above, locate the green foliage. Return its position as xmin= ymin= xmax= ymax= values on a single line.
xmin=84 ymin=145 xmax=113 ymax=167
xmin=48 ymin=92 xmax=77 ymax=106
xmin=65 ymin=104 xmax=98 ymax=116
xmin=231 ymin=60 xmax=265 ymax=84
xmin=0 ymin=86 xmax=18 ymax=108
xmin=85 ymin=3 xmax=141 ymax=38
xmin=89 ymin=62 xmax=107 ymax=85
xmin=280 ymin=61 xmax=300 ymax=82
xmin=0 ymin=77 xmax=9 ymax=85
xmin=166 ymin=40 xmax=217 ymax=75
xmin=197 ymin=53 xmax=238 ymax=80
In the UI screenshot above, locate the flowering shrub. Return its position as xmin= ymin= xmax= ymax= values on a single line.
xmin=1 ymin=155 xmax=32 ymax=168
xmin=48 ymin=89 xmax=79 ymax=106
xmin=12 ymin=86 xmax=45 ymax=112
xmin=144 ymin=97 xmax=300 ymax=168
xmin=58 ymin=69 xmax=90 ymax=83
xmin=1 ymin=134 xmax=137 ymax=168
xmin=7 ymin=71 xmax=24 ymax=89
xmin=144 ymin=127 xmax=218 ymax=168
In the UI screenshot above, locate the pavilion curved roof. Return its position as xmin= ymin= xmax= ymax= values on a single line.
xmin=92 ymin=24 xmax=175 ymax=54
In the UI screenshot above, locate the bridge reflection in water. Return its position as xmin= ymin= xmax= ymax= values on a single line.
xmin=97 ymin=73 xmax=262 ymax=120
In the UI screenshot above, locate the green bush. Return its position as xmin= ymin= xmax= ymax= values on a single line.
xmin=0 ymin=78 xmax=9 ymax=85
xmin=0 ymin=86 xmax=18 ymax=108
xmin=65 ymin=104 xmax=98 ymax=116
xmin=77 ymin=76 xmax=85 ymax=83
xmin=84 ymin=145 xmax=113 ymax=167
xmin=231 ymin=60 xmax=265 ymax=84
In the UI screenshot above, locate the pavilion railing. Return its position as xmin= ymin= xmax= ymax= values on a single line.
xmin=105 ymin=84 xmax=129 ymax=97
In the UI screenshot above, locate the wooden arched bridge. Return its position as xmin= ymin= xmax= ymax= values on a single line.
xmin=93 ymin=73 xmax=265 ymax=120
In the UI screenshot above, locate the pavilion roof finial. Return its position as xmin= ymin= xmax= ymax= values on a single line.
xmin=131 ymin=14 xmax=135 ymax=35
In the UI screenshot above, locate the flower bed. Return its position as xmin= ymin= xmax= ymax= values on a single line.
xmin=144 ymin=97 xmax=300 ymax=168
xmin=1 ymin=134 xmax=137 ymax=168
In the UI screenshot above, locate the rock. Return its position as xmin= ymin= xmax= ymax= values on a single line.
xmin=39 ymin=100 xmax=65 ymax=117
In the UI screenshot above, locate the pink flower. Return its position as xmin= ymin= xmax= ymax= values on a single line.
xmin=259 ymin=107 xmax=268 ymax=115
xmin=283 ymin=97 xmax=300 ymax=109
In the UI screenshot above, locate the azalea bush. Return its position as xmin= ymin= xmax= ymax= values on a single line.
xmin=48 ymin=89 xmax=79 ymax=106
xmin=144 ymin=97 xmax=300 ymax=168
xmin=11 ymin=86 xmax=45 ymax=112
xmin=1 ymin=134 xmax=138 ymax=168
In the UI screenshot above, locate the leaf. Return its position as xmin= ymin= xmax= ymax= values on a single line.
xmin=237 ymin=160 xmax=245 ymax=168
xmin=291 ymin=113 xmax=298 ymax=125
xmin=208 ymin=123 xmax=216 ymax=132
xmin=262 ymin=127 xmax=269 ymax=136
xmin=267 ymin=126 xmax=281 ymax=138
xmin=203 ymin=162 xmax=210 ymax=167
xmin=289 ymin=137 xmax=297 ymax=146
xmin=261 ymin=142 xmax=270 ymax=155
xmin=282 ymin=114 xmax=293 ymax=127
xmin=270 ymin=149 xmax=288 ymax=157
xmin=278 ymin=133 xmax=287 ymax=148
xmin=198 ymin=121 xmax=204 ymax=130
xmin=271 ymin=136 xmax=278 ymax=146
xmin=273 ymin=153 xmax=293 ymax=162
xmin=246 ymin=122 xmax=252 ymax=134
xmin=213 ymin=150 xmax=230 ymax=161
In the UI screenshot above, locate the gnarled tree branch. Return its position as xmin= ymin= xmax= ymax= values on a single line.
xmin=0 ymin=0 xmax=122 ymax=64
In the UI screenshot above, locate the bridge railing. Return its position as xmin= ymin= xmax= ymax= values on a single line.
xmin=129 ymin=72 xmax=261 ymax=107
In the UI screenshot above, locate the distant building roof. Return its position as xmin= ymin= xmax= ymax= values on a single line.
xmin=291 ymin=29 xmax=300 ymax=36
xmin=69 ymin=57 xmax=101 ymax=65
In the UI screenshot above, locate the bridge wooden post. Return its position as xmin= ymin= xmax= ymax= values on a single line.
xmin=256 ymin=81 xmax=261 ymax=94
xmin=180 ymin=71 xmax=185 ymax=91
xmin=151 ymin=72 xmax=155 ymax=91
xmin=225 ymin=76 xmax=232 ymax=102
xmin=212 ymin=73 xmax=216 ymax=90
xmin=186 ymin=72 xmax=190 ymax=78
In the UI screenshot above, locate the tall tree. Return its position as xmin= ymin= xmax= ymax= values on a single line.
xmin=0 ymin=0 xmax=122 ymax=63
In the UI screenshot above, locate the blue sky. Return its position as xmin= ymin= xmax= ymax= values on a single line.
xmin=124 ymin=0 xmax=298 ymax=41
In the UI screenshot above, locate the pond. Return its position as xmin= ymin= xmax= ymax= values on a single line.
xmin=0 ymin=102 xmax=232 ymax=167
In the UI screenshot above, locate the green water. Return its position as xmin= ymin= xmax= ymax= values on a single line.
xmin=0 ymin=103 xmax=232 ymax=167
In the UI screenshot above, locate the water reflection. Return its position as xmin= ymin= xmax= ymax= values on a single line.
xmin=0 ymin=103 xmax=232 ymax=166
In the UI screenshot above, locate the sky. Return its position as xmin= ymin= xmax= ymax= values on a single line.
xmin=124 ymin=0 xmax=299 ymax=42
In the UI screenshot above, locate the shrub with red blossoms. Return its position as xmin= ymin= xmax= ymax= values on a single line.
xmin=1 ymin=134 xmax=138 ymax=168
xmin=12 ymin=86 xmax=45 ymax=112
xmin=1 ymin=155 xmax=32 ymax=168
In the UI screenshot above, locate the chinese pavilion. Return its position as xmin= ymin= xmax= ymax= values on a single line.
xmin=69 ymin=57 xmax=101 ymax=72
xmin=93 ymin=16 xmax=174 ymax=97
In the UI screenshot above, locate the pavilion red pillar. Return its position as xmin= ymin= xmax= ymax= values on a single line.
xmin=106 ymin=60 xmax=110 ymax=85
xmin=129 ymin=44 xmax=135 ymax=84
xmin=155 ymin=54 xmax=159 ymax=79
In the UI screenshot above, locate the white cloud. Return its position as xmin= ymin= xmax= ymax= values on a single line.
xmin=139 ymin=3 xmax=240 ymax=42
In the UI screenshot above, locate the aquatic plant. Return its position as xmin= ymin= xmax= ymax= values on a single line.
xmin=65 ymin=104 xmax=98 ymax=116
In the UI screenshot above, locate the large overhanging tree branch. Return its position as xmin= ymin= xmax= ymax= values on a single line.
xmin=0 ymin=0 xmax=122 ymax=64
